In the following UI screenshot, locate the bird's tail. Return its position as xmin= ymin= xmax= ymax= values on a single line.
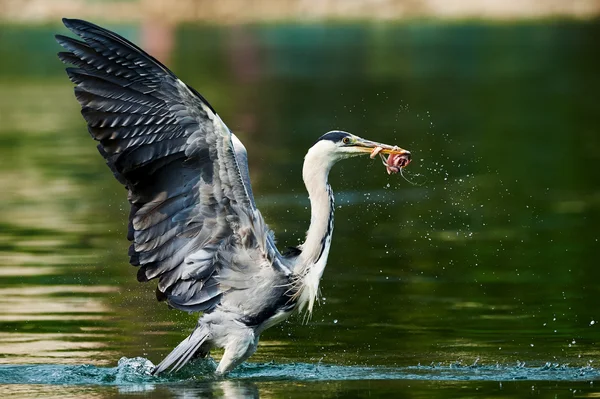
xmin=152 ymin=325 xmax=210 ymax=375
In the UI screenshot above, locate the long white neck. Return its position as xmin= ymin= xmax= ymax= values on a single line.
xmin=294 ymin=142 xmax=336 ymax=314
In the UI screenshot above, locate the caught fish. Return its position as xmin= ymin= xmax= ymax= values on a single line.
xmin=385 ymin=152 xmax=409 ymax=175
xmin=370 ymin=145 xmax=411 ymax=174
xmin=370 ymin=146 xmax=383 ymax=159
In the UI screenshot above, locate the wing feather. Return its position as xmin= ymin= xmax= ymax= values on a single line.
xmin=57 ymin=18 xmax=282 ymax=313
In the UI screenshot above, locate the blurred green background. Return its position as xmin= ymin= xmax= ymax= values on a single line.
xmin=0 ymin=1 xmax=599 ymax=398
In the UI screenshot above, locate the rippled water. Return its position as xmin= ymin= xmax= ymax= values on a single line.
xmin=3 ymin=357 xmax=600 ymax=385
xmin=0 ymin=21 xmax=599 ymax=398
xmin=1 ymin=358 xmax=599 ymax=398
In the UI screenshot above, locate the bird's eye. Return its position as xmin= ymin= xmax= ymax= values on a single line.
xmin=342 ymin=137 xmax=351 ymax=144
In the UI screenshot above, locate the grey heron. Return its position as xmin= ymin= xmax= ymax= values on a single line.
xmin=56 ymin=18 xmax=411 ymax=375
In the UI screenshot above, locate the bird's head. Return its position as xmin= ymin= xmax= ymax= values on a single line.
xmin=309 ymin=130 xmax=411 ymax=169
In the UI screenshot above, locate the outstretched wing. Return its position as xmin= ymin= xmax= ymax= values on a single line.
xmin=56 ymin=18 xmax=285 ymax=312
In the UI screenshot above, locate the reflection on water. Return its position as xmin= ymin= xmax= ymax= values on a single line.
xmin=1 ymin=379 xmax=599 ymax=399
xmin=0 ymin=20 xmax=599 ymax=398
xmin=0 ymin=284 xmax=118 ymax=363
xmin=121 ymin=380 xmax=260 ymax=399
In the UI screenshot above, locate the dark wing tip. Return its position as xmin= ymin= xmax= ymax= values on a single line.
xmin=61 ymin=18 xmax=97 ymax=38
xmin=156 ymin=287 xmax=168 ymax=302
xmin=137 ymin=267 xmax=149 ymax=283
xmin=62 ymin=17 xmax=93 ymax=31
xmin=54 ymin=33 xmax=75 ymax=48
xmin=61 ymin=18 xmax=112 ymax=41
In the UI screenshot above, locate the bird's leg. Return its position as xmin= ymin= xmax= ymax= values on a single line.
xmin=215 ymin=329 xmax=258 ymax=376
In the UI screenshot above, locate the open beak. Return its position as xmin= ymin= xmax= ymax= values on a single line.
xmin=353 ymin=137 xmax=412 ymax=171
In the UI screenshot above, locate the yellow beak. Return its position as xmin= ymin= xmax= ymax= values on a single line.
xmin=353 ymin=137 xmax=412 ymax=158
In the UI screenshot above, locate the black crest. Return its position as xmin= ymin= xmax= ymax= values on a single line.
xmin=316 ymin=130 xmax=351 ymax=144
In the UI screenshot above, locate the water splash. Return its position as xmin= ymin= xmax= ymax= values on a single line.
xmin=0 ymin=358 xmax=598 ymax=386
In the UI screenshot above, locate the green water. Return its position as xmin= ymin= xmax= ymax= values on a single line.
xmin=0 ymin=21 xmax=599 ymax=398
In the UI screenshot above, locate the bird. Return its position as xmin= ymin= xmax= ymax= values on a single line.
xmin=56 ymin=18 xmax=411 ymax=376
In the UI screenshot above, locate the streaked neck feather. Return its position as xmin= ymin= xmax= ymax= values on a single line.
xmin=293 ymin=143 xmax=336 ymax=316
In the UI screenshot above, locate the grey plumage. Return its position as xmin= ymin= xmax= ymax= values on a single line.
xmin=56 ymin=18 xmax=291 ymax=370
xmin=56 ymin=18 xmax=411 ymax=375
xmin=57 ymin=18 xmax=282 ymax=312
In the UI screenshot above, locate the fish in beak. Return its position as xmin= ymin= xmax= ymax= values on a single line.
xmin=353 ymin=138 xmax=412 ymax=174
